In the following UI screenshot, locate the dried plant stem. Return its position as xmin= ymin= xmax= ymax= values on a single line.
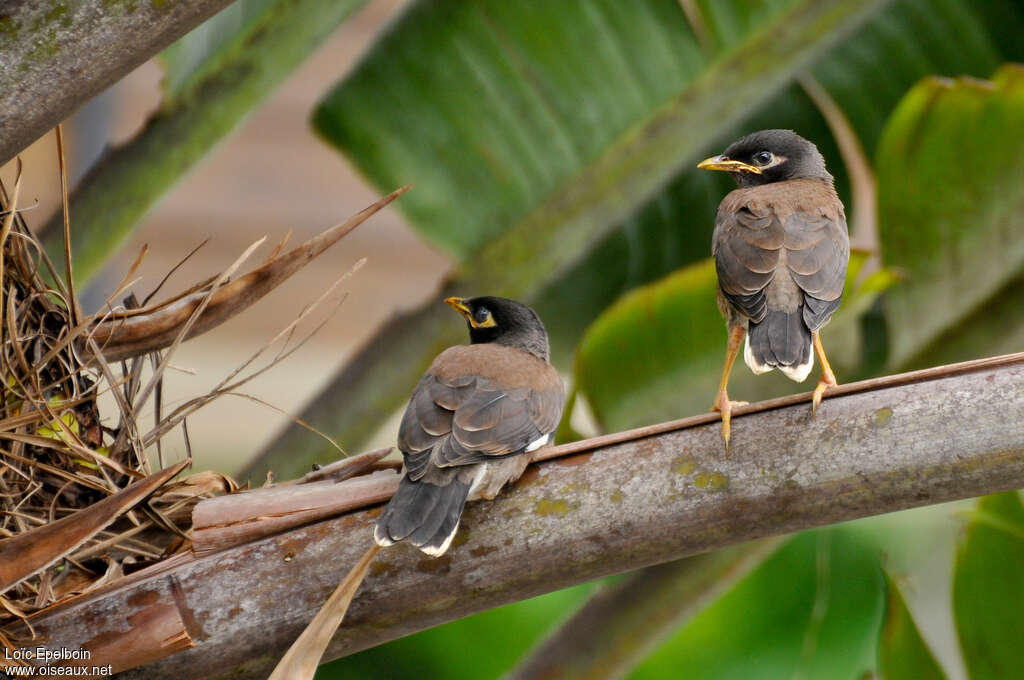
xmin=55 ymin=126 xmax=81 ymax=328
xmin=268 ymin=544 xmax=381 ymax=680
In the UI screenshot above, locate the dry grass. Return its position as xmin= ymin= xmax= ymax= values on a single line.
xmin=0 ymin=156 xmax=238 ymax=651
xmin=0 ymin=138 xmax=404 ymax=667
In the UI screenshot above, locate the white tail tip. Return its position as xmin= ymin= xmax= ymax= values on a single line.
xmin=419 ymin=521 xmax=460 ymax=557
xmin=743 ymin=335 xmax=774 ymax=375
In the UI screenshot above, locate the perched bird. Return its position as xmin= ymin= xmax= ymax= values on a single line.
xmin=374 ymin=296 xmax=564 ymax=556
xmin=698 ymin=129 xmax=849 ymax=447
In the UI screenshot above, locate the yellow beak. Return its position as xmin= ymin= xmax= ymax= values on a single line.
xmin=445 ymin=296 xmax=472 ymax=319
xmin=697 ymin=155 xmax=762 ymax=174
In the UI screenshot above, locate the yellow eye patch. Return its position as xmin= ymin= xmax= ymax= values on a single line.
xmin=445 ymin=297 xmax=498 ymax=328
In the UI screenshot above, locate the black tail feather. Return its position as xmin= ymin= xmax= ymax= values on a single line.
xmin=375 ymin=476 xmax=471 ymax=555
xmin=748 ymin=309 xmax=811 ymax=368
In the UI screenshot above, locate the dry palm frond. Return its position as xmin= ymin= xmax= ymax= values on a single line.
xmin=0 ymin=156 xmax=214 ymax=645
xmin=0 ymin=135 xmax=406 ymax=655
xmin=268 ymin=544 xmax=382 ymax=680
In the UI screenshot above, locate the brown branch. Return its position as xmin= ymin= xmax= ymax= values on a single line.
xmin=191 ymin=470 xmax=399 ymax=558
xmin=0 ymin=0 xmax=238 ymax=165
xmin=4 ymin=354 xmax=1022 ymax=679
xmin=536 ymin=351 xmax=1024 ymax=462
xmin=190 ymin=449 xmax=398 ymax=556
xmin=82 ymin=186 xmax=409 ymax=363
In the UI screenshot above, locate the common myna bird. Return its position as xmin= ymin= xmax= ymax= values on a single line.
xmin=374 ymin=296 xmax=564 ymax=556
xmin=698 ymin=129 xmax=849 ymax=447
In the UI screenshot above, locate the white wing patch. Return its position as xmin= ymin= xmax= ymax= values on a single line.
xmin=526 ymin=433 xmax=552 ymax=452
xmin=467 ymin=465 xmax=488 ymax=497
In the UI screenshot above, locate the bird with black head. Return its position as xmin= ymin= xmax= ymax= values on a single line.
xmin=698 ymin=129 xmax=850 ymax=449
xmin=374 ymin=296 xmax=564 ymax=556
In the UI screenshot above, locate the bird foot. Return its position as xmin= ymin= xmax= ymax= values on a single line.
xmin=711 ymin=394 xmax=748 ymax=453
xmin=811 ymin=376 xmax=837 ymax=417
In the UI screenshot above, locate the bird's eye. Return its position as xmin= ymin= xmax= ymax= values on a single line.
xmin=473 ymin=307 xmax=491 ymax=324
xmin=753 ymin=151 xmax=773 ymax=165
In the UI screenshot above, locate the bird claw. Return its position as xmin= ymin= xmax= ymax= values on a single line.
xmin=810 ymin=378 xmax=836 ymax=417
xmin=711 ymin=394 xmax=747 ymax=454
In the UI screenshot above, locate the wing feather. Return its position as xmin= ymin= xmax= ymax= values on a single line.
xmin=784 ymin=211 xmax=849 ymax=328
xmin=396 ymin=354 xmax=564 ymax=475
xmin=713 ymin=204 xmax=782 ymax=322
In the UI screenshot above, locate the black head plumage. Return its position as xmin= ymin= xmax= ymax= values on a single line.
xmin=718 ymin=129 xmax=832 ymax=188
xmin=446 ymin=296 xmax=550 ymax=361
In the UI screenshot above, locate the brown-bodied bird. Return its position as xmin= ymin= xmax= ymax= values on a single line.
xmin=374 ymin=296 xmax=564 ymax=556
xmin=698 ymin=129 xmax=849 ymax=447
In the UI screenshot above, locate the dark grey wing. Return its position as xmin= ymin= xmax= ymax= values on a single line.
xmin=712 ymin=204 xmax=783 ymax=323
xmin=433 ymin=377 xmax=563 ymax=467
xmin=397 ymin=372 xmax=563 ymax=475
xmin=397 ymin=373 xmax=472 ymax=481
xmin=784 ymin=211 xmax=850 ymax=330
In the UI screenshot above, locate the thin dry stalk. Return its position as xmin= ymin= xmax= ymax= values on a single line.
xmin=0 ymin=148 xmax=399 ymax=661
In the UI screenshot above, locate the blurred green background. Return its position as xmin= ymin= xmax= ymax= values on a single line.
xmin=5 ymin=0 xmax=1022 ymax=677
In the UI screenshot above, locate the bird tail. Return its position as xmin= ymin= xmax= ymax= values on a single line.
xmin=744 ymin=309 xmax=814 ymax=383
xmin=373 ymin=475 xmax=471 ymax=557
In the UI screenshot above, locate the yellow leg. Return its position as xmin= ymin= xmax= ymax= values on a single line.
xmin=810 ymin=331 xmax=838 ymax=417
xmin=711 ymin=325 xmax=748 ymax=451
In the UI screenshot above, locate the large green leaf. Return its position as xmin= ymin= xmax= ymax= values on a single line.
xmin=878 ymin=64 xmax=1024 ymax=367
xmin=953 ymin=491 xmax=1024 ymax=680
xmin=632 ymin=529 xmax=885 ymax=680
xmin=315 ymin=0 xmax=793 ymax=259
xmin=899 ymin=272 xmax=1024 ymax=370
xmin=574 ymin=252 xmax=894 ymax=432
xmin=878 ymin=572 xmax=947 ymax=680
xmin=314 ymin=0 xmax=899 ymax=300
xmin=42 ymin=0 xmax=368 ymax=282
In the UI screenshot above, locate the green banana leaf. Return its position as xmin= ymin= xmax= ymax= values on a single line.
xmin=632 ymin=529 xmax=885 ymax=680
xmin=878 ymin=572 xmax=948 ymax=680
xmin=316 ymin=583 xmax=596 ymax=680
xmin=42 ymin=0 xmax=368 ymax=282
xmin=899 ymin=271 xmax=1024 ymax=371
xmin=953 ymin=491 xmax=1024 ymax=680
xmin=878 ymin=64 xmax=1024 ymax=368
xmin=316 ymin=0 xmax=796 ymax=259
